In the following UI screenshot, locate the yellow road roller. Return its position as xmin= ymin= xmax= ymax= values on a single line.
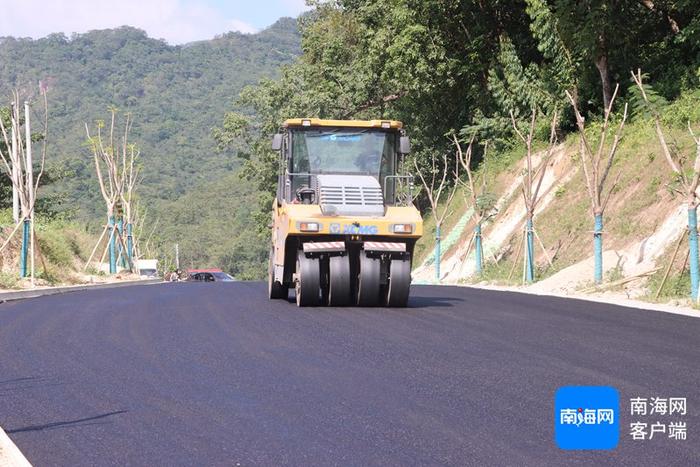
xmin=268 ymin=118 xmax=423 ymax=307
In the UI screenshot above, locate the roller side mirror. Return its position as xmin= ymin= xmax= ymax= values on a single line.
xmin=271 ymin=133 xmax=283 ymax=151
xmin=399 ymin=136 xmax=411 ymax=154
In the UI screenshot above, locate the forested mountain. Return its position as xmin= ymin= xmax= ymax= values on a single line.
xmin=0 ymin=18 xmax=300 ymax=214
xmin=0 ymin=18 xmax=300 ymax=276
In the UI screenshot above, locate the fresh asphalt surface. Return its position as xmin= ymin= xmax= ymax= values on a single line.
xmin=1 ymin=282 xmax=699 ymax=466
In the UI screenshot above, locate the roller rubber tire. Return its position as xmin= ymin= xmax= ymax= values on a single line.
xmin=385 ymin=258 xmax=411 ymax=307
xmin=268 ymin=248 xmax=287 ymax=300
xmin=356 ymin=252 xmax=381 ymax=306
xmin=328 ymin=255 xmax=351 ymax=306
xmin=296 ymin=251 xmax=320 ymax=307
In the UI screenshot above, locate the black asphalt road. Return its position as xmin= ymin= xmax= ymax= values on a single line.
xmin=1 ymin=282 xmax=699 ymax=466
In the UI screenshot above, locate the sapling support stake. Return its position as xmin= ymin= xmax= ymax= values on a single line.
xmin=533 ymin=229 xmax=553 ymax=268
xmin=655 ymin=229 xmax=687 ymax=299
xmin=0 ymin=214 xmax=27 ymax=254
xmin=508 ymin=229 xmax=525 ymax=281
xmin=458 ymin=231 xmax=476 ymax=277
xmin=83 ymin=224 xmax=110 ymax=272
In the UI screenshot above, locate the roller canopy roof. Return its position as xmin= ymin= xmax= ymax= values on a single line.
xmin=283 ymin=118 xmax=403 ymax=129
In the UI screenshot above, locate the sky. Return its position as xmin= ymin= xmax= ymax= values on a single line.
xmin=0 ymin=0 xmax=310 ymax=44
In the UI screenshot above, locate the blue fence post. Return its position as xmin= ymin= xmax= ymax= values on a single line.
xmin=475 ymin=223 xmax=483 ymax=275
xmin=109 ymin=216 xmax=116 ymax=274
xmin=525 ymin=218 xmax=535 ymax=283
xmin=688 ymin=207 xmax=699 ymax=300
xmin=19 ymin=218 xmax=29 ymax=278
xmin=594 ymin=213 xmax=603 ymax=284
xmin=435 ymin=225 xmax=441 ymax=282
xmin=127 ymin=223 xmax=133 ymax=270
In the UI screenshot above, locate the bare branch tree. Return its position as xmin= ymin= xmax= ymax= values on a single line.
xmin=510 ymin=108 xmax=559 ymax=283
xmin=566 ymin=84 xmax=628 ymax=284
xmin=414 ymin=150 xmax=459 ymax=281
xmin=0 ymin=88 xmax=50 ymax=284
xmin=84 ymin=110 xmax=141 ymax=274
xmin=632 ymin=69 xmax=700 ymax=299
xmin=452 ymin=134 xmax=497 ymax=276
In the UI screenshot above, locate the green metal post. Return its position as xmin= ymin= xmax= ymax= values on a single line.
xmin=475 ymin=223 xmax=483 ymax=275
xmin=526 ymin=218 xmax=534 ymax=283
xmin=109 ymin=216 xmax=116 ymax=274
xmin=688 ymin=208 xmax=699 ymax=300
xmin=19 ymin=218 xmax=29 ymax=277
xmin=594 ymin=214 xmax=603 ymax=284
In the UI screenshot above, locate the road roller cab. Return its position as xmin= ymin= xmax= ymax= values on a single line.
xmin=268 ymin=118 xmax=423 ymax=307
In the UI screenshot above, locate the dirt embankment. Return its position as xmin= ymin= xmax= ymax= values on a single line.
xmin=413 ymin=120 xmax=699 ymax=308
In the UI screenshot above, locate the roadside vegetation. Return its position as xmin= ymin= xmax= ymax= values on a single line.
xmin=0 ymin=208 xmax=95 ymax=288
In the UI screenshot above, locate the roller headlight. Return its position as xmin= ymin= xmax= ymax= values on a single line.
xmin=392 ymin=223 xmax=413 ymax=234
xmin=299 ymin=222 xmax=320 ymax=232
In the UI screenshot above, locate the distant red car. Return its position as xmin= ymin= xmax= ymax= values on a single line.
xmin=187 ymin=268 xmax=235 ymax=282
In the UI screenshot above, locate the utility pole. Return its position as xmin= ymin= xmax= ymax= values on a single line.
xmin=24 ymin=101 xmax=34 ymax=286
xmin=175 ymin=243 xmax=180 ymax=270
xmin=10 ymin=103 xmax=19 ymax=224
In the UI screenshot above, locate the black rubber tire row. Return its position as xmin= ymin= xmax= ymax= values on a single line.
xmin=270 ymin=249 xmax=411 ymax=307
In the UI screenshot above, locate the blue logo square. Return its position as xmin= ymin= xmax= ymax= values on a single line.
xmin=554 ymin=386 xmax=619 ymax=450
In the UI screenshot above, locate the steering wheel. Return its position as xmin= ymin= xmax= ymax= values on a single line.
xmin=296 ymin=185 xmax=316 ymax=204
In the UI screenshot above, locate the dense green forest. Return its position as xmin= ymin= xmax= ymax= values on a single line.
xmin=218 ymin=0 xmax=700 ymax=247
xmin=0 ymin=18 xmax=300 ymax=277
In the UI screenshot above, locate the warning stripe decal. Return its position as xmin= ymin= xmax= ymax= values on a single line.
xmin=303 ymin=241 xmax=346 ymax=252
xmin=363 ymin=242 xmax=406 ymax=252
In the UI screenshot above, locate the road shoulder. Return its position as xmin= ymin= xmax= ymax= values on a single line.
xmin=0 ymin=278 xmax=163 ymax=303
xmin=443 ymin=283 xmax=700 ymax=318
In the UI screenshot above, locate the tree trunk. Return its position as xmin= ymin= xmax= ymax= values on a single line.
xmin=594 ymin=47 xmax=612 ymax=109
